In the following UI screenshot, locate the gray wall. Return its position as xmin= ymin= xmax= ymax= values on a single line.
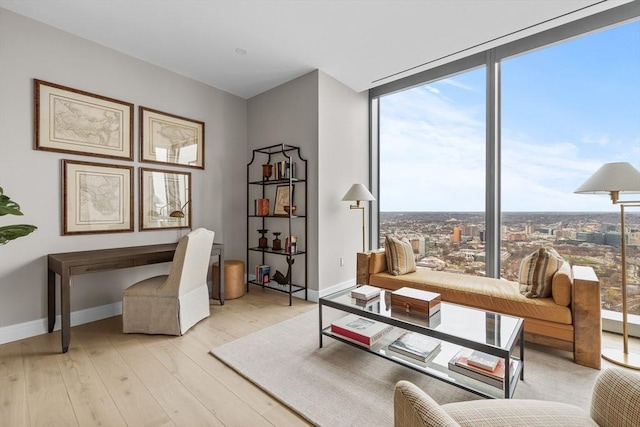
xmin=0 ymin=9 xmax=247 ymax=340
xmin=247 ymin=70 xmax=369 ymax=297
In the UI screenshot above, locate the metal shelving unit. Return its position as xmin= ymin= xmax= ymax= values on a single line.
xmin=246 ymin=144 xmax=308 ymax=305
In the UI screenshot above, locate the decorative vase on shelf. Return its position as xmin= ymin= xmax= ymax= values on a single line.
xmin=257 ymin=229 xmax=269 ymax=249
xmin=262 ymin=164 xmax=273 ymax=181
xmin=272 ymin=232 xmax=282 ymax=250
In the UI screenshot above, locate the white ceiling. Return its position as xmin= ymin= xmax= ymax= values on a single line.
xmin=0 ymin=0 xmax=632 ymax=99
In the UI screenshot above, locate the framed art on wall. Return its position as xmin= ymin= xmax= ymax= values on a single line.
xmin=139 ymin=167 xmax=192 ymax=230
xmin=140 ymin=107 xmax=205 ymax=169
xmin=62 ymin=160 xmax=134 ymax=235
xmin=35 ymin=80 xmax=134 ymax=160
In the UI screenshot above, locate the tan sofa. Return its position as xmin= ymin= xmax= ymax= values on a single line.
xmin=357 ymin=249 xmax=602 ymax=369
xmin=393 ymin=368 xmax=640 ymax=427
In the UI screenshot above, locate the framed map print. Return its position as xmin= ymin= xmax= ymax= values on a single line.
xmin=62 ymin=160 xmax=134 ymax=235
xmin=139 ymin=167 xmax=192 ymax=230
xmin=140 ymin=107 xmax=205 ymax=169
xmin=35 ymin=80 xmax=134 ymax=160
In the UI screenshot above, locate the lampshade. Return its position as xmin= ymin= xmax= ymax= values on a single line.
xmin=574 ymin=162 xmax=640 ymax=194
xmin=342 ymin=184 xmax=376 ymax=202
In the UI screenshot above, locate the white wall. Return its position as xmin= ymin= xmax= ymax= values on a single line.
xmin=318 ymin=72 xmax=370 ymax=294
xmin=0 ymin=9 xmax=247 ymax=340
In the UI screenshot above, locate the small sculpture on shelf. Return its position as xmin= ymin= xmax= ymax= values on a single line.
xmin=272 ymin=232 xmax=282 ymax=250
xmin=273 ymin=258 xmax=294 ymax=285
xmin=257 ymin=229 xmax=269 ymax=249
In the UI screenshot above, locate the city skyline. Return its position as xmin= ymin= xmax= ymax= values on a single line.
xmin=379 ymin=20 xmax=640 ymax=213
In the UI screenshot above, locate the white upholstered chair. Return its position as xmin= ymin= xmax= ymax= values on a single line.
xmin=122 ymin=228 xmax=215 ymax=335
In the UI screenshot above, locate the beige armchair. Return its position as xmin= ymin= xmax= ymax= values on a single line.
xmin=394 ymin=368 xmax=640 ymax=427
xmin=123 ymin=228 xmax=215 ymax=335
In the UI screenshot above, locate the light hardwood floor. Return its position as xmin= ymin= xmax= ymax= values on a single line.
xmin=2 ymin=289 xmax=639 ymax=427
xmin=1 ymin=289 xmax=316 ymax=427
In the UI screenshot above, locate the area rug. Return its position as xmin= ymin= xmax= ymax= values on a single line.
xmin=211 ymin=309 xmax=600 ymax=427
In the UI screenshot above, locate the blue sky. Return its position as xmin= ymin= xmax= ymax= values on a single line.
xmin=380 ymin=19 xmax=640 ymax=212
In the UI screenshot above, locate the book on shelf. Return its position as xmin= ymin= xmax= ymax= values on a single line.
xmin=390 ymin=287 xmax=441 ymax=316
xmin=255 ymin=265 xmax=270 ymax=284
xmin=388 ymin=331 xmax=441 ymax=362
xmin=350 ymin=284 xmax=381 ymax=301
xmin=330 ymin=314 xmax=393 ymax=347
xmin=255 ymin=199 xmax=269 ymax=216
xmin=448 ymin=348 xmax=513 ymax=389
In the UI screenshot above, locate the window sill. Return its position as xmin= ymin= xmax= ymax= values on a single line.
xmin=602 ymin=310 xmax=640 ymax=338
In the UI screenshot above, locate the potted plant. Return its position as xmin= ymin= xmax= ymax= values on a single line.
xmin=0 ymin=187 xmax=37 ymax=245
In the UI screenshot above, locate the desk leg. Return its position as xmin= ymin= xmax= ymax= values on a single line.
xmin=61 ymin=270 xmax=70 ymax=353
xmin=47 ymin=269 xmax=55 ymax=333
xmin=218 ymin=253 xmax=225 ymax=305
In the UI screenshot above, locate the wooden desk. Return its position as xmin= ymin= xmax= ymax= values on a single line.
xmin=48 ymin=242 xmax=224 ymax=353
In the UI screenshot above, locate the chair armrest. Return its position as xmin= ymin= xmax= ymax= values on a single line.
xmin=394 ymin=381 xmax=460 ymax=427
xmin=591 ymin=368 xmax=640 ymax=427
xmin=572 ymin=265 xmax=601 ymax=369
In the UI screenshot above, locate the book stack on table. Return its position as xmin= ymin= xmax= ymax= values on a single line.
xmin=350 ymin=284 xmax=381 ymax=302
xmin=387 ymin=332 xmax=441 ymax=363
xmin=330 ymin=314 xmax=393 ymax=348
xmin=448 ymin=348 xmax=512 ymax=389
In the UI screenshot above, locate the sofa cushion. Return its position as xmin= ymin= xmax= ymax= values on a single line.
xmin=552 ymin=261 xmax=573 ymax=307
xmin=369 ymin=269 xmax=572 ymax=325
xmin=385 ymin=235 xmax=417 ymax=276
xmin=519 ymin=248 xmax=563 ymax=299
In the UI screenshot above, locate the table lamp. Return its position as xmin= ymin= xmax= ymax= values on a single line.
xmin=342 ymin=184 xmax=376 ymax=252
xmin=574 ymin=162 xmax=640 ymax=370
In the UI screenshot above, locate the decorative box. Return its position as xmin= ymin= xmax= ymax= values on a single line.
xmin=390 ymin=287 xmax=441 ymax=317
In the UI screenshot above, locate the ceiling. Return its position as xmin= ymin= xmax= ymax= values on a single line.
xmin=0 ymin=0 xmax=632 ymax=99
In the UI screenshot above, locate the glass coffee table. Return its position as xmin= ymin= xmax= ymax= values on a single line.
xmin=319 ymin=286 xmax=524 ymax=399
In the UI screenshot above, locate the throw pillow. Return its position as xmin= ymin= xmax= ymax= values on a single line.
xmin=518 ymin=248 xmax=563 ymax=298
xmin=385 ymin=234 xmax=417 ymax=276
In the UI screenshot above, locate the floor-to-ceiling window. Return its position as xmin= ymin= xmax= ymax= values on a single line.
xmin=379 ymin=68 xmax=486 ymax=274
xmin=501 ymin=20 xmax=640 ymax=315
xmin=371 ymin=5 xmax=640 ymax=320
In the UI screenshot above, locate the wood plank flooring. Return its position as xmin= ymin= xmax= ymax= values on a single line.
xmin=1 ymin=288 xmax=639 ymax=427
xmin=1 ymin=289 xmax=316 ymax=427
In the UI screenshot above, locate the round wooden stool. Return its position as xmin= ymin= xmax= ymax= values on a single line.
xmin=212 ymin=260 xmax=245 ymax=300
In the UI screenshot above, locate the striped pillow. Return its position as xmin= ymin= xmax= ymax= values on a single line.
xmin=519 ymin=248 xmax=563 ymax=298
xmin=385 ymin=235 xmax=416 ymax=276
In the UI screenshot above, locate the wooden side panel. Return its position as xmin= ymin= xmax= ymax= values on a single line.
xmin=572 ymin=265 xmax=601 ymax=369
xmin=357 ymin=252 xmax=371 ymax=285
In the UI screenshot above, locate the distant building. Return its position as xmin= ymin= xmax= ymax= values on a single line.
xmin=525 ymin=220 xmax=534 ymax=234
xmin=452 ymin=226 xmax=461 ymax=243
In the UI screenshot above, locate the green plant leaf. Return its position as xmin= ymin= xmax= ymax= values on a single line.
xmin=0 ymin=224 xmax=37 ymax=245
xmin=0 ymin=187 xmax=25 ymax=216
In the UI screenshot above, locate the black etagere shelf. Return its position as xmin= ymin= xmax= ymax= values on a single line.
xmin=246 ymin=144 xmax=308 ymax=305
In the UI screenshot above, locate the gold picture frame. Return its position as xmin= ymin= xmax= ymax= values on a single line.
xmin=140 ymin=107 xmax=205 ymax=169
xmin=35 ymin=80 xmax=133 ymax=160
xmin=62 ymin=160 xmax=134 ymax=235
xmin=139 ymin=167 xmax=192 ymax=230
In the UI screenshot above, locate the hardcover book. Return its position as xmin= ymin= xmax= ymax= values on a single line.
xmin=351 ymin=284 xmax=381 ymax=301
xmin=467 ymin=350 xmax=499 ymax=371
xmin=448 ymin=348 xmax=512 ymax=389
xmin=330 ymin=314 xmax=393 ymax=347
xmin=255 ymin=198 xmax=269 ymax=216
xmin=388 ymin=332 xmax=441 ymax=362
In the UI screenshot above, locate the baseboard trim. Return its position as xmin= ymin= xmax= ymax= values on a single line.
xmin=0 ymin=302 xmax=122 ymax=345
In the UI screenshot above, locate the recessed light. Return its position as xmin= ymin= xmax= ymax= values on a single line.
xmin=235 ymin=48 xmax=248 ymax=55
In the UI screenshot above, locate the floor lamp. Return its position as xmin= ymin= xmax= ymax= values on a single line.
xmin=342 ymin=184 xmax=376 ymax=252
xmin=575 ymin=162 xmax=640 ymax=370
